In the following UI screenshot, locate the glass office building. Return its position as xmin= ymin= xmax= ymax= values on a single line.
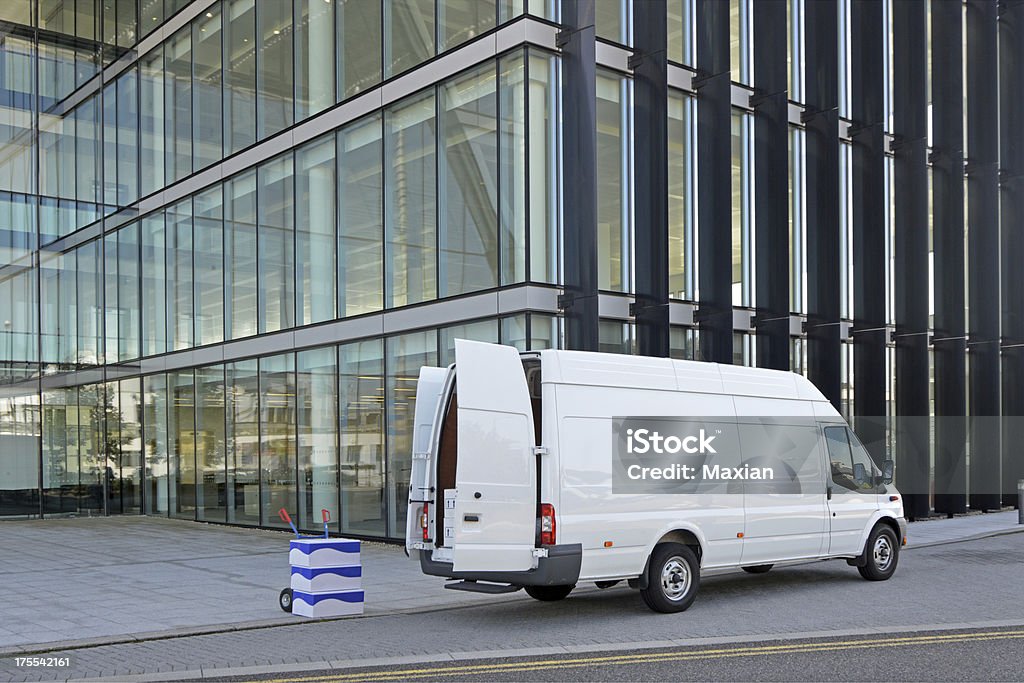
xmin=1 ymin=0 xmax=1021 ymax=535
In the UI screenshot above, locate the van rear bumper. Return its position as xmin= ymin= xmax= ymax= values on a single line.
xmin=419 ymin=544 xmax=583 ymax=586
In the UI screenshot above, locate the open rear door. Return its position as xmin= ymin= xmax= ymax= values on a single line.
xmin=452 ymin=340 xmax=537 ymax=572
xmin=405 ymin=366 xmax=451 ymax=553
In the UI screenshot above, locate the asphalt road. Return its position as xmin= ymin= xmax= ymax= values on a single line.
xmin=222 ymin=627 xmax=1024 ymax=682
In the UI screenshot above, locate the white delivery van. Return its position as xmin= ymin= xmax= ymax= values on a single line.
xmin=406 ymin=340 xmax=906 ymax=613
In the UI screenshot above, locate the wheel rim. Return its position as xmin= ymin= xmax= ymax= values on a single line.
xmin=873 ymin=535 xmax=893 ymax=572
xmin=660 ymin=556 xmax=691 ymax=602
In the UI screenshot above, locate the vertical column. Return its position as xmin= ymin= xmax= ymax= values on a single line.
xmin=752 ymin=0 xmax=789 ymax=371
xmin=932 ymin=0 xmax=968 ymax=515
xmin=851 ymin=0 xmax=889 ymax=462
xmin=632 ymin=0 xmax=669 ymax=358
xmin=999 ymin=0 xmax=1024 ymax=508
xmin=559 ymin=0 xmax=600 ymax=352
xmin=803 ymin=0 xmax=841 ymax=407
xmin=892 ymin=0 xmax=931 ymax=519
xmin=695 ymin=0 xmax=732 ymax=364
xmin=966 ymin=0 xmax=1002 ymax=511
xmin=999 ymin=0 xmax=1024 ymax=509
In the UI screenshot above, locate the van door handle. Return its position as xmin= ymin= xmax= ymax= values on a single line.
xmin=826 ymin=486 xmax=832 ymax=501
xmin=464 ymin=514 xmax=480 ymax=522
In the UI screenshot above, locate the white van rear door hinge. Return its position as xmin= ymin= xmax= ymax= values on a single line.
xmin=412 ymin=451 xmax=431 ymax=460
xmin=533 ymin=446 xmax=549 ymax=456
xmin=532 ymin=547 xmax=549 ymax=558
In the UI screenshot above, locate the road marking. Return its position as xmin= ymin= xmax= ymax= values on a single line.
xmin=247 ymin=629 xmax=1024 ymax=682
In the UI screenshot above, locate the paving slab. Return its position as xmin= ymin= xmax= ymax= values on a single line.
xmin=0 ymin=511 xmax=1021 ymax=653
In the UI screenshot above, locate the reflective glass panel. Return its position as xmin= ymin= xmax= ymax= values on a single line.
xmin=339 ymin=0 xmax=382 ymax=99
xmin=226 ymin=172 xmax=258 ymax=339
xmin=296 ymin=0 xmax=335 ymax=120
xmin=195 ymin=365 xmax=226 ymax=522
xmin=193 ymin=6 xmax=223 ymax=170
xmin=339 ymin=339 xmax=385 ymax=536
xmin=194 ymin=185 xmax=224 ymax=346
xmin=385 ymin=0 xmax=434 ymax=78
xmin=225 ymin=0 xmax=256 ymax=154
xmin=339 ymin=115 xmax=383 ymax=316
xmin=297 ymin=347 xmax=338 ymax=531
xmin=258 ymin=155 xmax=295 ymax=333
xmin=257 ymin=0 xmax=293 ymax=139
xmin=226 ymin=360 xmax=260 ymax=524
xmin=296 ymin=137 xmax=337 ymax=326
xmin=260 ymin=353 xmax=296 ymax=528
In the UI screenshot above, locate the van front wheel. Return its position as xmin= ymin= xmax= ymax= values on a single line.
xmin=524 ymin=584 xmax=574 ymax=601
xmin=640 ymin=543 xmax=700 ymax=613
xmin=858 ymin=525 xmax=899 ymax=581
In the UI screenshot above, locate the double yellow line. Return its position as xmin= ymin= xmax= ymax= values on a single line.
xmin=254 ymin=629 xmax=1024 ymax=682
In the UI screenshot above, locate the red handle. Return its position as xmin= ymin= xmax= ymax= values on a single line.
xmin=278 ymin=508 xmax=292 ymax=524
xmin=321 ymin=509 xmax=331 ymax=524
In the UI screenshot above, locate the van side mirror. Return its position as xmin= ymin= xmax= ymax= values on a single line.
xmin=881 ymin=459 xmax=895 ymax=484
xmin=852 ymin=462 xmax=867 ymax=486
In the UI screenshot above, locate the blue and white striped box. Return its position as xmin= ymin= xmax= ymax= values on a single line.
xmin=291 ymin=589 xmax=365 ymax=618
xmin=288 ymin=538 xmax=360 ymax=568
xmin=290 ymin=565 xmax=362 ymax=593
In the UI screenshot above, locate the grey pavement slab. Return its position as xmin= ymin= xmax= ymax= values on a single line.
xmin=0 ymin=511 xmax=1021 ymax=655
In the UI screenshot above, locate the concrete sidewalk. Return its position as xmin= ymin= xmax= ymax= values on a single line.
xmin=0 ymin=511 xmax=1020 ymax=654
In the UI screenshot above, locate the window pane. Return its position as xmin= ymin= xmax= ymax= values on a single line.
xmin=226 ymin=360 xmax=260 ymax=524
xmin=117 ymin=222 xmax=140 ymax=361
xmin=194 ymin=185 xmax=224 ymax=345
xmin=77 ymin=241 xmax=102 ymax=366
xmin=339 ymin=115 xmax=383 ymax=316
xmin=595 ymin=0 xmax=625 ymax=44
xmin=528 ymin=52 xmax=557 ymax=283
xmin=385 ymin=331 xmax=437 ymax=537
xmin=385 ymin=0 xmax=434 ymax=78
xmin=114 ymin=378 xmax=143 ymax=514
xmin=193 ymin=6 xmax=223 ymax=170
xmin=258 ymin=155 xmax=295 ymax=333
xmin=440 ymin=0 xmax=495 ymax=52
xmin=165 ymin=26 xmax=192 ymax=183
xmin=597 ymin=72 xmax=625 ymax=292
xmin=141 ymin=213 xmax=167 ymax=356
xmin=257 ymin=0 xmax=293 ymax=139
xmin=225 ymin=0 xmax=256 ymax=154
xmin=78 ymin=384 xmax=104 ymax=512
xmin=386 ymin=92 xmax=436 ymax=308
xmin=195 ymin=365 xmax=226 ymax=522
xmin=441 ymin=63 xmax=498 ymax=297
xmin=731 ymin=112 xmax=751 ymax=306
xmin=140 ymin=47 xmax=165 ymax=197
xmin=42 ymin=388 xmax=75 ymax=515
xmin=339 ymin=0 xmax=381 ymax=99
xmin=226 ymin=172 xmax=258 ymax=339
xmin=439 ymin=319 xmax=498 ymax=365
xmin=168 ymin=369 xmax=196 ymax=519
xmin=295 ymin=0 xmax=335 ymax=120
xmin=296 ymin=137 xmax=337 ymax=326
xmin=339 ymin=339 xmax=384 ymax=537
xmin=143 ymin=373 xmax=169 ymax=515
xmin=668 ymin=91 xmax=692 ymax=299
xmin=104 ymin=233 xmax=118 ymax=363
xmin=260 ymin=353 xmax=296 ymax=528
xmin=116 ymin=68 xmax=138 ymax=206
xmin=167 ymin=199 xmax=194 ymax=351
xmin=499 ymin=52 xmax=526 ymax=285
xmin=297 ymin=347 xmax=338 ymax=531
xmin=76 ymin=96 xmax=101 ymax=210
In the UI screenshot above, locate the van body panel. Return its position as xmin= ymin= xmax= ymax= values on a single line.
xmin=405 ymin=366 xmax=451 ymax=552
xmin=451 ymin=340 xmax=537 ymax=573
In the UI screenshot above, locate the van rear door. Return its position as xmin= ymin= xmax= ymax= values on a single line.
xmin=405 ymin=366 xmax=451 ymax=553
xmin=452 ymin=340 xmax=537 ymax=573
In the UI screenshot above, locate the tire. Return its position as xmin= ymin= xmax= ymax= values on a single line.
xmin=640 ymin=543 xmax=700 ymax=613
xmin=857 ymin=524 xmax=899 ymax=581
xmin=741 ymin=564 xmax=773 ymax=574
xmin=524 ymin=584 xmax=575 ymax=601
xmin=595 ymin=580 xmax=621 ymax=589
xmin=279 ymin=588 xmax=293 ymax=613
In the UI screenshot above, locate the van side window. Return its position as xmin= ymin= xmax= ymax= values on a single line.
xmin=846 ymin=428 xmax=883 ymax=493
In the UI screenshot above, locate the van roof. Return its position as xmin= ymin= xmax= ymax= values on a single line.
xmin=536 ymin=349 xmax=827 ymax=402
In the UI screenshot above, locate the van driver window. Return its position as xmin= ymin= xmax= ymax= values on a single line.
xmin=823 ymin=426 xmax=857 ymax=492
xmin=846 ymin=428 xmax=883 ymax=493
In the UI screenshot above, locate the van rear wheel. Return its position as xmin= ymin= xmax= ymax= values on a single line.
xmin=524 ymin=584 xmax=574 ymax=601
xmin=741 ymin=564 xmax=773 ymax=574
xmin=640 ymin=543 xmax=700 ymax=613
xmin=858 ymin=525 xmax=899 ymax=581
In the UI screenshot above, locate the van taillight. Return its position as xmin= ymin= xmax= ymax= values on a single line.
xmin=539 ymin=503 xmax=556 ymax=545
xmin=421 ymin=502 xmax=430 ymax=541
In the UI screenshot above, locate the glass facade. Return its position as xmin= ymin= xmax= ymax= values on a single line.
xmin=2 ymin=1 xmax=1019 ymax=530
